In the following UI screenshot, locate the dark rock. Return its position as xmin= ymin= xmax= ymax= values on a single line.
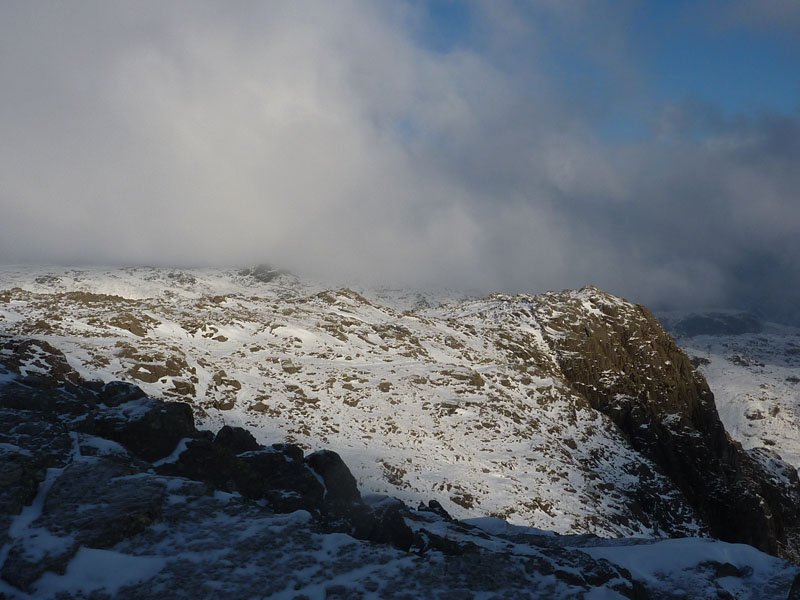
xmin=417 ymin=499 xmax=454 ymax=521
xmin=239 ymin=264 xmax=289 ymax=283
xmin=412 ymin=529 xmax=478 ymax=555
xmin=271 ymin=442 xmax=304 ymax=462
xmin=705 ymin=561 xmax=752 ymax=579
xmin=0 ymin=452 xmax=41 ymax=516
xmin=0 ymin=338 xmax=83 ymax=387
xmin=44 ymin=459 xmax=165 ymax=545
xmin=730 ymin=354 xmax=752 ymax=367
xmin=85 ymin=399 xmax=199 ymax=462
xmin=0 ymin=380 xmax=94 ymax=415
xmin=0 ymin=410 xmax=75 ymax=480
xmin=305 ymin=450 xmax=361 ymax=506
xmin=0 ymin=449 xmax=44 ymax=554
xmin=537 ymin=290 xmax=800 ymax=561
xmin=788 ymin=572 xmax=800 ymax=600
xmin=1 ymin=333 xmax=797 ymax=597
xmin=197 ymin=429 xmax=215 ymax=442
xmin=157 ymin=439 xmax=242 ymax=493
xmin=239 ymin=448 xmax=325 ymax=512
xmin=158 ymin=442 xmax=327 ymax=513
xmin=84 ymin=380 xmax=148 ymax=407
xmin=214 ymin=425 xmax=261 ymax=454
xmin=2 ymin=539 xmax=75 ymax=592
xmin=2 ymin=457 xmax=166 ymax=592
xmin=354 ymin=501 xmax=415 ymax=552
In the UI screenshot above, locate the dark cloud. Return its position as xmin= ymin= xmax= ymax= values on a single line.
xmin=0 ymin=1 xmax=798 ymax=323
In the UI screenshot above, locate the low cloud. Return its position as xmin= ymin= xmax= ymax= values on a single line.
xmin=0 ymin=2 xmax=798 ymax=323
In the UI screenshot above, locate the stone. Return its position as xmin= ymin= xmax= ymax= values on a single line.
xmin=85 ymin=399 xmax=199 ymax=462
xmin=214 ymin=425 xmax=261 ymax=454
xmin=305 ymin=450 xmax=361 ymax=506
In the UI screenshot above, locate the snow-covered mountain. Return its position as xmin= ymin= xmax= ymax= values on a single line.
xmin=660 ymin=311 xmax=800 ymax=467
xmin=2 ymin=266 xmax=800 ymax=564
xmin=2 ymin=355 xmax=796 ymax=599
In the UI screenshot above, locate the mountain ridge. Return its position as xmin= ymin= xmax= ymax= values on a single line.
xmin=1 ymin=265 xmax=799 ymax=562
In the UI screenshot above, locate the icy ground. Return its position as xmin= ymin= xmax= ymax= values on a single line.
xmin=11 ymin=506 xmax=798 ymax=600
xmin=5 ymin=480 xmax=796 ymax=600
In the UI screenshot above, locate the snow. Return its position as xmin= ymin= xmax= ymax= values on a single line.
xmin=0 ymin=433 xmax=81 ymax=577
xmin=78 ymin=435 xmax=128 ymax=457
xmin=99 ymin=398 xmax=155 ymax=422
xmin=584 ymin=537 xmax=797 ymax=600
xmin=152 ymin=437 xmax=192 ymax=467
xmin=0 ymin=443 xmax=31 ymax=456
xmin=33 ymin=548 xmax=165 ymax=597
xmin=668 ymin=320 xmax=800 ymax=469
xmin=0 ymin=367 xmax=17 ymax=385
xmin=2 ymin=272 xmax=800 ymax=597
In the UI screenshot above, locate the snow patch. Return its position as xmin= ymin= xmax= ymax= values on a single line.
xmin=33 ymin=548 xmax=165 ymax=596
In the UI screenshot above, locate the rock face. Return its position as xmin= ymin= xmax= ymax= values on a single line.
xmin=528 ymin=288 xmax=800 ymax=560
xmin=0 ymin=268 xmax=711 ymax=538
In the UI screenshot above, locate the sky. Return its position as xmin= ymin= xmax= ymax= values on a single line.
xmin=1 ymin=1 xmax=799 ymax=322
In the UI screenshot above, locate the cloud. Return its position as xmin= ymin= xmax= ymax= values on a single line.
xmin=0 ymin=1 xmax=798 ymax=323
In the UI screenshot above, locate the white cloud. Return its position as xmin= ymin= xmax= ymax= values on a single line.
xmin=0 ymin=1 xmax=798 ymax=322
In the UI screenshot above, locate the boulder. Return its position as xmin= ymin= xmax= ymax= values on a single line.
xmin=2 ymin=457 xmax=166 ymax=592
xmin=305 ymin=450 xmax=361 ymax=506
xmin=239 ymin=447 xmax=325 ymax=512
xmin=85 ymin=399 xmax=199 ymax=462
xmin=214 ymin=425 xmax=261 ymax=454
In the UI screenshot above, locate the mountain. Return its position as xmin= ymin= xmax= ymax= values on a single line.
xmin=660 ymin=311 xmax=800 ymax=472
xmin=1 ymin=340 xmax=798 ymax=599
xmin=1 ymin=266 xmax=800 ymax=567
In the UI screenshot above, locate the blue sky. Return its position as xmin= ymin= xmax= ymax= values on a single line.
xmin=419 ymin=1 xmax=800 ymax=140
xmin=635 ymin=4 xmax=800 ymax=115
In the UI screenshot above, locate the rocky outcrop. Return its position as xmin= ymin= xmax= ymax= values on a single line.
xmin=238 ymin=263 xmax=289 ymax=283
xmin=0 ymin=339 xmax=633 ymax=597
xmin=531 ymin=287 xmax=800 ymax=561
xmin=0 ymin=338 xmax=394 ymax=536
